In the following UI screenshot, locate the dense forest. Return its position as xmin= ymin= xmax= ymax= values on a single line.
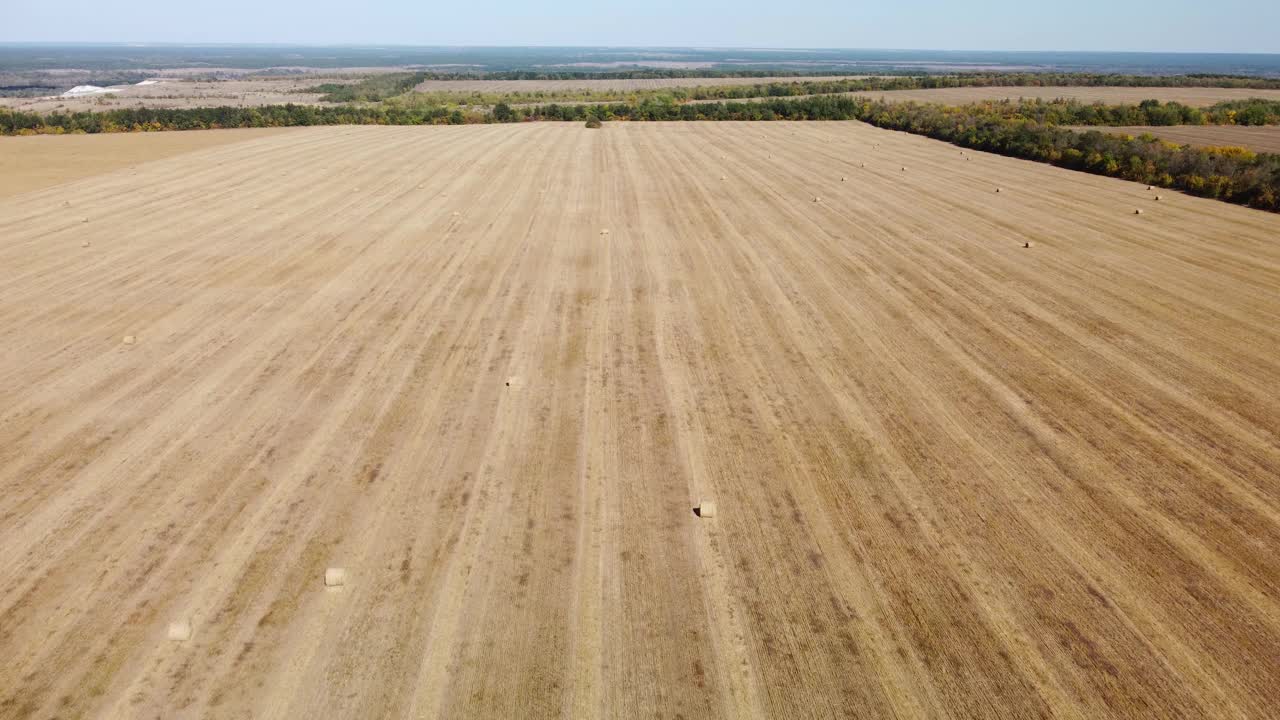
xmin=3 ymin=96 xmax=1277 ymax=212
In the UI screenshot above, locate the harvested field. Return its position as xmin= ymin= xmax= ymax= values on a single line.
xmin=686 ymin=86 xmax=1280 ymax=107
xmin=413 ymin=75 xmax=871 ymax=94
xmin=0 ymin=128 xmax=293 ymax=199
xmin=2 ymin=122 xmax=1279 ymax=719
xmin=1065 ymin=125 xmax=1280 ymax=154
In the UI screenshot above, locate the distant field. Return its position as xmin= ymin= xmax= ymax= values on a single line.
xmin=679 ymin=86 xmax=1280 ymax=108
xmin=413 ymin=75 xmax=872 ymax=94
xmin=0 ymin=77 xmax=341 ymax=113
xmin=1066 ymin=125 xmax=1280 ymax=154
xmin=847 ymin=86 xmax=1280 ymax=107
xmin=2 ymin=122 xmax=1279 ymax=718
xmin=0 ymin=128 xmax=295 ymax=198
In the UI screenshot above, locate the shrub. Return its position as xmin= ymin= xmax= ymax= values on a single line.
xmin=585 ymin=116 xmax=603 ymax=129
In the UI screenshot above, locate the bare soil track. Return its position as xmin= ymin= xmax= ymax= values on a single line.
xmin=1 ymin=122 xmax=1278 ymax=719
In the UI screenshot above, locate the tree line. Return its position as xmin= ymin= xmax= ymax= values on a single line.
xmin=415 ymin=69 xmax=886 ymax=81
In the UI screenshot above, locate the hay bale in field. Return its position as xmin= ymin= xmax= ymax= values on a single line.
xmin=1155 ymin=195 xmax=1163 ymax=201
xmin=1023 ymin=242 xmax=1032 ymax=248
xmin=1134 ymin=208 xmax=1144 ymax=215
xmin=995 ymin=187 xmax=1002 ymax=193
xmin=122 ymin=335 xmax=136 ymax=345
xmin=1147 ymin=186 xmax=1153 ymax=191
xmin=81 ymin=240 xmax=91 ymax=248
xmin=841 ymin=176 xmax=847 ymax=182
xmin=720 ymin=175 xmax=727 ymax=180
xmin=901 ymin=166 xmax=907 ymax=172
xmin=600 ymin=228 xmax=610 ymax=235
xmin=696 ymin=501 xmax=717 ymax=518
xmin=167 ymin=620 xmax=192 ymax=641
xmin=324 ymin=568 xmax=346 ymax=588
xmin=812 ymin=196 xmax=821 ymax=203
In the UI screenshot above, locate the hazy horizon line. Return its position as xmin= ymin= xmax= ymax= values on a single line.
xmin=1 ymin=41 xmax=1278 ymax=56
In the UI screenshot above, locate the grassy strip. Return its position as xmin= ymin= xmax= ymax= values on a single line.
xmin=3 ymin=96 xmax=1276 ymax=211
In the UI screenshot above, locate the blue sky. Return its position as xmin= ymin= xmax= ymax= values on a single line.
xmin=4 ymin=0 xmax=1278 ymax=53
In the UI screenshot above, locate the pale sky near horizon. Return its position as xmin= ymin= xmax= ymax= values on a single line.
xmin=4 ymin=0 xmax=1278 ymax=54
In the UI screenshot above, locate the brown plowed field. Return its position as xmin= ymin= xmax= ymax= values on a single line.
xmin=848 ymin=86 xmax=1280 ymax=106
xmin=1066 ymin=125 xmax=1280 ymax=154
xmin=1 ymin=122 xmax=1278 ymax=719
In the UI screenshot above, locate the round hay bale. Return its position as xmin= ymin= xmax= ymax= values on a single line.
xmin=600 ymin=229 xmax=610 ymax=235
xmin=1023 ymin=242 xmax=1032 ymax=248
xmin=1147 ymin=186 xmax=1153 ymax=191
xmin=167 ymin=620 xmax=192 ymax=641
xmin=122 ymin=335 xmax=136 ymax=345
xmin=1134 ymin=208 xmax=1144 ymax=215
xmin=812 ymin=196 xmax=821 ymax=203
xmin=696 ymin=500 xmax=717 ymax=518
xmin=901 ymin=166 xmax=907 ymax=172
xmin=995 ymin=188 xmax=1002 ymax=193
xmin=324 ymin=568 xmax=347 ymax=588
xmin=1155 ymin=195 xmax=1162 ymax=201
xmin=81 ymin=240 xmax=91 ymax=248
xmin=841 ymin=176 xmax=847 ymax=182
xmin=720 ymin=175 xmax=727 ymax=180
